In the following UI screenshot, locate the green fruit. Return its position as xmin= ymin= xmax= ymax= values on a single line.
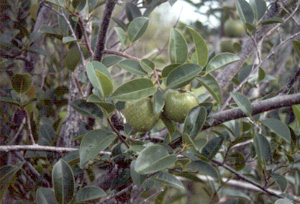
xmin=124 ymin=97 xmax=161 ymax=132
xmin=220 ymin=39 xmax=239 ymax=53
xmin=164 ymin=90 xmax=198 ymax=123
xmin=224 ymin=19 xmax=244 ymax=37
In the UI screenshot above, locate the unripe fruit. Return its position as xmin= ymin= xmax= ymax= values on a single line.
xmin=164 ymin=90 xmax=198 ymax=123
xmin=124 ymin=97 xmax=160 ymax=132
xmin=224 ymin=19 xmax=244 ymax=37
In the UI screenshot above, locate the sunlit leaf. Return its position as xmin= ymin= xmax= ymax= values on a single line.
xmin=292 ymin=105 xmax=300 ymax=127
xmin=231 ymin=92 xmax=252 ymax=116
xmin=187 ymin=27 xmax=208 ymax=66
xmin=261 ymin=17 xmax=283 ymax=25
xmin=205 ymin=53 xmax=240 ymax=74
xmin=261 ymin=118 xmax=291 ymax=143
xmin=169 ymin=28 xmax=188 ymax=64
xmin=111 ymin=78 xmax=157 ymax=101
xmin=127 ymin=17 xmax=149 ymax=43
xmin=166 ymin=63 xmax=202 ymax=89
xmin=36 ymin=188 xmax=57 ymax=204
xmin=140 ymin=58 xmax=154 ymax=74
xmin=197 ymin=74 xmax=222 ymax=105
xmin=135 ymin=144 xmax=177 ymax=174
xmin=114 ymin=27 xmax=128 ymax=47
xmin=80 ymin=130 xmax=116 ymax=167
xmin=102 ymin=55 xmax=123 ymax=67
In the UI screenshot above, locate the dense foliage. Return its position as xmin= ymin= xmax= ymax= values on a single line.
xmin=1 ymin=0 xmax=300 ymax=203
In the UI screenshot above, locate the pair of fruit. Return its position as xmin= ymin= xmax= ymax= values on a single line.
xmin=221 ymin=19 xmax=244 ymax=53
xmin=123 ymin=90 xmax=199 ymax=132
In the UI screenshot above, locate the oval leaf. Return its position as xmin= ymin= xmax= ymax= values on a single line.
xmin=127 ymin=17 xmax=149 ymax=43
xmin=102 ymin=55 xmax=123 ymax=67
xmin=187 ymin=27 xmax=208 ymax=66
xmin=236 ymin=0 xmax=254 ymax=24
xmin=169 ymin=28 xmax=188 ymax=64
xmin=95 ymin=70 xmax=113 ymax=98
xmin=275 ymin=199 xmax=293 ymax=204
xmin=11 ymin=73 xmax=32 ymax=94
xmin=206 ymin=53 xmax=240 ymax=74
xmin=111 ymin=78 xmax=157 ymax=101
xmin=166 ymin=63 xmax=202 ymax=89
xmin=115 ymin=27 xmax=128 ymax=47
xmin=183 ymin=106 xmax=207 ymax=139
xmin=249 ymin=0 xmax=266 ymax=20
xmin=36 ymin=188 xmax=57 ymax=204
xmin=140 ymin=58 xmax=154 ymax=74
xmin=152 ymin=172 xmax=185 ymax=190
xmin=254 ymin=134 xmax=271 ymax=164
xmin=118 ymin=59 xmax=147 ymax=76
xmin=87 ymin=94 xmax=115 ymax=113
xmin=75 ymin=186 xmax=106 ymax=203
xmin=197 ymin=74 xmax=222 ymax=105
xmin=80 ymin=130 xmax=116 ymax=167
xmin=162 ymin=64 xmax=180 ymax=78
xmin=153 ymin=89 xmax=165 ymax=115
xmin=231 ymin=92 xmax=252 ymax=116
xmin=188 ymin=160 xmax=219 ymax=179
xmin=293 ymin=40 xmax=300 ymax=58
xmin=271 ymin=173 xmax=287 ymax=192
xmin=261 ymin=118 xmax=291 ymax=143
xmin=52 ymin=159 xmax=75 ymax=204
xmin=135 ymin=144 xmax=177 ymax=174
xmin=201 ymin=136 xmax=224 ymax=160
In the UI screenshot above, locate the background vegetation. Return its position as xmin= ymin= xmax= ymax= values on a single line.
xmin=1 ymin=0 xmax=300 ymax=203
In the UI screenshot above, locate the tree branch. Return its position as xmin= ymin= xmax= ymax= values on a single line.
xmin=93 ymin=0 xmax=116 ymax=62
xmin=205 ymin=93 xmax=300 ymax=130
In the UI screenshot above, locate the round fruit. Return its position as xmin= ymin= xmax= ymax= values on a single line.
xmin=164 ymin=90 xmax=198 ymax=123
xmin=224 ymin=19 xmax=244 ymax=37
xmin=220 ymin=39 xmax=239 ymax=53
xmin=123 ymin=97 xmax=161 ymax=132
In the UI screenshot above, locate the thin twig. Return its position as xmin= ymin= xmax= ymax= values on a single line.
xmin=24 ymin=109 xmax=35 ymax=145
xmin=103 ymin=49 xmax=141 ymax=61
xmin=99 ymin=183 xmax=134 ymax=204
xmin=78 ymin=16 xmax=94 ymax=56
xmin=220 ymin=31 xmax=300 ymax=111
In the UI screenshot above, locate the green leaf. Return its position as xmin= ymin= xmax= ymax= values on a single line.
xmin=166 ymin=63 xmax=202 ymax=89
xmin=87 ymin=94 xmax=115 ymax=113
xmin=271 ymin=173 xmax=287 ymax=192
xmin=62 ymin=36 xmax=78 ymax=44
xmin=257 ymin=67 xmax=265 ymax=82
xmin=261 ymin=118 xmax=291 ymax=143
xmin=293 ymin=40 xmax=300 ymax=58
xmin=26 ymin=46 xmax=47 ymax=56
xmin=183 ymin=106 xmax=207 ymax=139
xmin=0 ymin=163 xmax=24 ymax=203
xmin=254 ymin=134 xmax=271 ymax=164
xmin=130 ymin=160 xmax=147 ymax=186
xmin=39 ymin=25 xmax=62 ymax=36
xmin=197 ymin=74 xmax=222 ymax=105
xmin=86 ymin=61 xmax=112 ymax=98
xmin=111 ymin=78 xmax=157 ymax=101
xmin=114 ymin=27 xmax=127 ymax=47
xmin=118 ymin=59 xmax=147 ymax=76
xmin=36 ymin=188 xmax=57 ymax=204
xmin=260 ymin=17 xmax=284 ymax=25
xmin=52 ymin=159 xmax=74 ymax=204
xmin=152 ymin=172 xmax=185 ymax=190
xmin=72 ymin=0 xmax=86 ymax=12
xmin=102 ymin=55 xmax=123 ymax=67
xmin=75 ymin=186 xmax=106 ymax=203
xmin=222 ymin=189 xmax=251 ymax=201
xmin=187 ymin=27 xmax=208 ymax=66
xmin=140 ymin=58 xmax=155 ymax=74
xmin=70 ymin=99 xmax=103 ymax=118
xmin=112 ymin=17 xmax=127 ymax=31
xmin=65 ymin=46 xmax=89 ymax=71
xmin=182 ymin=132 xmax=196 ymax=147
xmin=188 ymin=160 xmax=219 ymax=179
xmin=227 ymin=151 xmax=245 ymax=171
xmin=153 ymin=89 xmax=165 ymax=115
xmin=169 ymin=28 xmax=188 ymax=64
xmin=230 ymin=92 xmax=252 ymax=116
xmin=206 ymin=53 xmax=240 ymax=75
xmin=249 ymin=0 xmax=266 ymax=20
xmin=161 ymin=64 xmax=180 ymax=78
xmin=125 ymin=2 xmax=141 ymax=21
xmin=135 ymin=144 xmax=177 ymax=174
xmin=292 ymin=105 xmax=300 ymax=127
xmin=0 ymin=97 xmax=19 ymax=106
xmin=11 ymin=73 xmax=32 ymax=94
xmin=80 ymin=130 xmax=116 ymax=167
xmin=295 ymin=170 xmax=300 ymax=196
xmin=127 ymin=17 xmax=149 ymax=43
xmin=95 ymin=70 xmax=113 ymax=98
xmin=161 ymin=113 xmax=176 ymax=138
xmin=275 ymin=199 xmax=293 ymax=204
xmin=201 ymin=137 xmax=224 ymax=160
xmin=46 ymin=0 xmax=65 ymax=7
xmin=235 ymin=0 xmax=254 ymax=24
xmin=0 ymin=58 xmax=7 ymax=65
